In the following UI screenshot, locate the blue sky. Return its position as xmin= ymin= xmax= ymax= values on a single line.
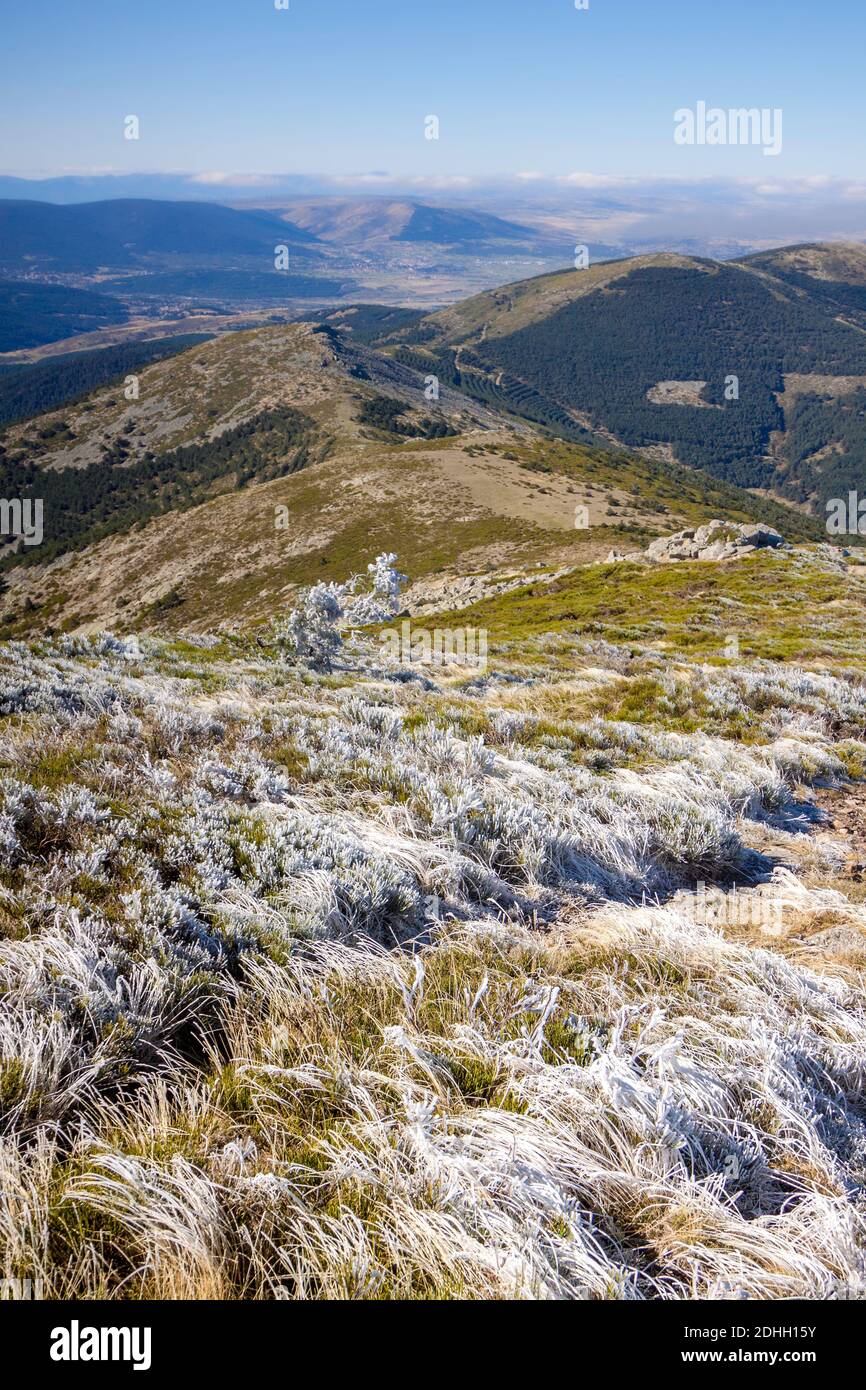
xmin=1 ymin=0 xmax=863 ymax=180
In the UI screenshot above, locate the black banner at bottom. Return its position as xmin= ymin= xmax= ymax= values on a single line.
xmin=0 ymin=1296 xmax=856 ymax=1376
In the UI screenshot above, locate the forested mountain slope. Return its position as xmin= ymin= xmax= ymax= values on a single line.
xmin=374 ymin=246 xmax=866 ymax=512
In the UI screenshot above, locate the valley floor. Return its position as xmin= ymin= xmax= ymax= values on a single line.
xmin=2 ymin=588 xmax=866 ymax=1300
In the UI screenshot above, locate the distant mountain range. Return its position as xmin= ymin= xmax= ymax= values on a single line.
xmin=264 ymin=197 xmax=559 ymax=251
xmin=0 ymin=199 xmax=351 ymax=345
xmin=0 ymin=198 xmax=322 ymax=274
xmin=0 ymin=194 xmax=569 ymax=273
xmin=0 ymin=195 xmax=607 ymax=352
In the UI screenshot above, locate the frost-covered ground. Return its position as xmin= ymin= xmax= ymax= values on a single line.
xmin=1 ymin=619 xmax=866 ymax=1300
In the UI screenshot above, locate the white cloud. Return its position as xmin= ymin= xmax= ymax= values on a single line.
xmin=189 ymin=171 xmax=275 ymax=187
xmin=330 ymin=171 xmax=398 ymax=185
xmin=409 ymin=175 xmax=473 ymax=188
xmin=558 ymin=172 xmax=637 ymax=188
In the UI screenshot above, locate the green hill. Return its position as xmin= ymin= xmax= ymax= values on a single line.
xmin=376 ymin=246 xmax=866 ymax=515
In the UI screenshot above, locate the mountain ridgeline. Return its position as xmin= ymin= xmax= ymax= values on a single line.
xmin=0 ymin=195 xmax=577 ymax=353
xmin=0 ymin=303 xmax=829 ymax=639
xmin=1 ymin=239 xmax=864 ymax=640
xmin=0 ymin=198 xmax=322 ymax=273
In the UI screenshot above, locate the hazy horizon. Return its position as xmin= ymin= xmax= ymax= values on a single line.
xmin=3 ymin=169 xmax=866 ymax=260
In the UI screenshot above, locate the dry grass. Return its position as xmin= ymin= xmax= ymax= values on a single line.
xmin=1 ymin=607 xmax=865 ymax=1300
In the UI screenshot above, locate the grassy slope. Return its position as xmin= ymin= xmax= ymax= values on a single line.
xmin=0 ymin=431 xmax=825 ymax=639
xmin=430 ymin=548 xmax=866 ymax=665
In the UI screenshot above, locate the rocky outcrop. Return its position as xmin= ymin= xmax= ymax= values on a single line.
xmin=606 ymin=519 xmax=787 ymax=565
xmin=405 ymin=566 xmax=575 ymax=617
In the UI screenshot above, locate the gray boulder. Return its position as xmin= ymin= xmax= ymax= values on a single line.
xmin=606 ymin=519 xmax=786 ymax=565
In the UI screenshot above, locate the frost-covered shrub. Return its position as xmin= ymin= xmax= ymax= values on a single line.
xmin=281 ymin=582 xmax=347 ymax=672
xmin=59 ymin=631 xmax=143 ymax=662
xmin=703 ymin=664 xmax=866 ymax=736
xmin=0 ymin=779 xmax=111 ymax=868
xmin=347 ymin=552 xmax=407 ymax=626
xmin=281 ymin=554 xmax=408 ymax=668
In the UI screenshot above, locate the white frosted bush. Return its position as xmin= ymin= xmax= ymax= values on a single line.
xmin=347 ymin=552 xmax=407 ymax=626
xmin=281 ymin=581 xmax=347 ymax=671
xmin=282 ymin=554 xmax=408 ymax=668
